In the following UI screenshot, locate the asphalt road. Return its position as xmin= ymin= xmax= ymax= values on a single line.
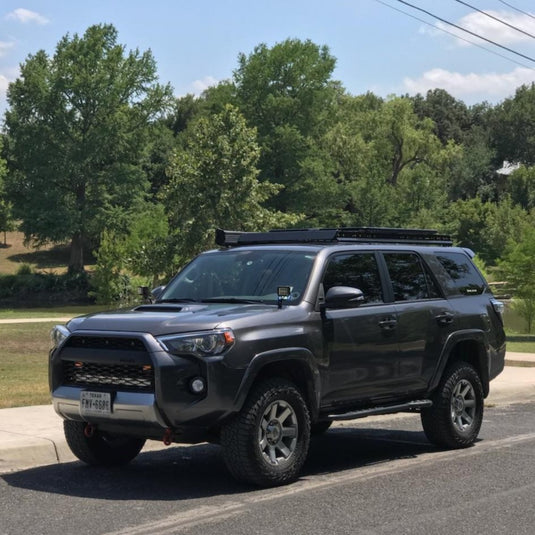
xmin=1 ymin=401 xmax=534 ymax=535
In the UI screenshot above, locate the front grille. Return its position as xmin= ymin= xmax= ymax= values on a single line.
xmin=64 ymin=336 xmax=147 ymax=352
xmin=62 ymin=361 xmax=154 ymax=392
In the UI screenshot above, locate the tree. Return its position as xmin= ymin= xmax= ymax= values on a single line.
xmin=5 ymin=24 xmax=172 ymax=271
xmin=412 ymin=89 xmax=470 ymax=144
xmin=498 ymin=228 xmax=535 ymax=333
xmin=234 ymin=39 xmax=341 ymax=213
xmin=491 ymin=83 xmax=535 ymax=165
xmin=0 ymin=138 xmax=15 ymax=245
xmin=162 ymin=105 xmax=301 ymax=265
xmin=507 ymin=165 xmax=535 ymax=210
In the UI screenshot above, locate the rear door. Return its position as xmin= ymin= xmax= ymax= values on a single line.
xmin=382 ymin=251 xmax=456 ymax=393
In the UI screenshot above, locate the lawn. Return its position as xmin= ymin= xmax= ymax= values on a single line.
xmin=0 ymin=229 xmax=96 ymax=275
xmin=0 ymin=305 xmax=108 ymax=320
xmin=0 ymin=322 xmax=55 ymax=408
xmin=506 ymin=341 xmax=535 ymax=354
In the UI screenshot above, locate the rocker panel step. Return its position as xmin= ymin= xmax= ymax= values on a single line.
xmin=328 ymin=400 xmax=433 ymax=421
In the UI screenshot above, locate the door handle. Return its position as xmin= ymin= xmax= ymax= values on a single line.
xmin=379 ymin=318 xmax=397 ymax=330
xmin=435 ymin=312 xmax=454 ymax=325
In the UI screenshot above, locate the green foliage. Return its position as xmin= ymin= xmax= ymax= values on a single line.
xmin=443 ymin=197 xmax=532 ymax=264
xmin=234 ymin=38 xmax=341 ymax=213
xmin=124 ymin=204 xmax=171 ymax=284
xmin=16 ymin=263 xmax=33 ymax=275
xmin=507 ymin=165 xmax=535 ymax=210
xmin=5 ymin=23 xmax=172 ymax=271
xmin=492 ymin=83 xmax=535 ymax=165
xmin=163 ymin=104 xmax=302 ymax=264
xmin=497 ymin=227 xmax=535 ymax=333
xmin=0 ymin=270 xmax=90 ymax=305
xmin=412 ymin=89 xmax=471 ymax=144
xmin=89 ymin=229 xmax=134 ymax=305
xmin=0 ymin=138 xmax=15 ymax=244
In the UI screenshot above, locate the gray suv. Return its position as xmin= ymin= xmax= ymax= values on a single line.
xmin=49 ymin=227 xmax=506 ymax=486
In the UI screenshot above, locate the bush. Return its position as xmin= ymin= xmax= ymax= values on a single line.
xmin=0 ymin=271 xmax=91 ymax=306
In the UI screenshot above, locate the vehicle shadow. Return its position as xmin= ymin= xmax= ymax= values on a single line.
xmin=2 ymin=427 xmax=438 ymax=501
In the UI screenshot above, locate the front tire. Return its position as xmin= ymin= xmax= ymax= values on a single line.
xmin=64 ymin=421 xmax=146 ymax=466
xmin=421 ymin=362 xmax=484 ymax=449
xmin=221 ymin=378 xmax=310 ymax=487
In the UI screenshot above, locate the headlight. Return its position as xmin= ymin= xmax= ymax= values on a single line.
xmin=157 ymin=329 xmax=235 ymax=357
xmin=50 ymin=325 xmax=70 ymax=350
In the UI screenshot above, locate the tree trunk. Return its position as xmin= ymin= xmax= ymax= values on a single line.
xmin=69 ymin=231 xmax=85 ymax=272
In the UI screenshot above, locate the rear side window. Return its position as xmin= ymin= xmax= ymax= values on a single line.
xmin=323 ymin=253 xmax=383 ymax=304
xmin=430 ymin=252 xmax=487 ymax=296
xmin=383 ymin=253 xmax=441 ymax=301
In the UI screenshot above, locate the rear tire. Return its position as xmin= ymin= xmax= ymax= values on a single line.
xmin=221 ymin=378 xmax=310 ymax=487
xmin=64 ymin=421 xmax=145 ymax=466
xmin=421 ymin=362 xmax=484 ymax=449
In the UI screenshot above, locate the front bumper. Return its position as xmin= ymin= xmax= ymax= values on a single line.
xmin=50 ymin=330 xmax=245 ymax=438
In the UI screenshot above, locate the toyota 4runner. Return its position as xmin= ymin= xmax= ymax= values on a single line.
xmin=49 ymin=227 xmax=506 ymax=486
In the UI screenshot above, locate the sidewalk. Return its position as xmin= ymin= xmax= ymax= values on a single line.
xmin=1 ymin=355 xmax=534 ymax=475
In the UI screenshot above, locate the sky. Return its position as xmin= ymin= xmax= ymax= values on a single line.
xmin=1 ymin=0 xmax=535 ymax=118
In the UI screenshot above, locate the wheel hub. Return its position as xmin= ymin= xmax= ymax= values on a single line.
xmin=453 ymin=395 xmax=465 ymax=415
xmin=266 ymin=420 xmax=282 ymax=445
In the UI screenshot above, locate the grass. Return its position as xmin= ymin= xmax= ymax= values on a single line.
xmin=0 ymin=229 xmax=95 ymax=275
xmin=0 ymin=322 xmax=55 ymax=408
xmin=0 ymin=305 xmax=109 ymax=320
xmin=506 ymin=341 xmax=535 ymax=354
xmin=0 ymin=230 xmax=68 ymax=275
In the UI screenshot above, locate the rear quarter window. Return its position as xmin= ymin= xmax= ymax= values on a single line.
xmin=425 ymin=251 xmax=487 ymax=297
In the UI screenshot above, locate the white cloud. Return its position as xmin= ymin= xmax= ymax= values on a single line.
xmin=191 ymin=76 xmax=218 ymax=95
xmin=436 ymin=11 xmax=535 ymax=47
xmin=0 ymin=74 xmax=10 ymax=113
xmin=403 ymin=67 xmax=535 ymax=102
xmin=5 ymin=8 xmax=49 ymax=25
xmin=0 ymin=41 xmax=15 ymax=57
xmin=0 ymin=74 xmax=9 ymax=94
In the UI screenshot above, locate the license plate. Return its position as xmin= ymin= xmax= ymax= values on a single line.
xmin=80 ymin=391 xmax=112 ymax=417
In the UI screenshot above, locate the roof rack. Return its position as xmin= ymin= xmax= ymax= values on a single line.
xmin=215 ymin=227 xmax=453 ymax=247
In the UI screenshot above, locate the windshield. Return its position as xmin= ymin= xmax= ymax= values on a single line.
xmin=159 ymin=249 xmax=317 ymax=305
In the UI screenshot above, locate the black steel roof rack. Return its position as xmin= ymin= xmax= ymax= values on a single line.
xmin=215 ymin=227 xmax=453 ymax=247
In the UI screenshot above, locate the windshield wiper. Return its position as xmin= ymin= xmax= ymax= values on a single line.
xmin=200 ymin=298 xmax=266 ymax=304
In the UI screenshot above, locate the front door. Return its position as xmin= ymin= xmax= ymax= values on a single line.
xmin=321 ymin=252 xmax=400 ymax=404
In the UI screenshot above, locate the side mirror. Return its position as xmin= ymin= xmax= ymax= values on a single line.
xmin=324 ymin=286 xmax=365 ymax=308
xmin=151 ymin=285 xmax=166 ymax=301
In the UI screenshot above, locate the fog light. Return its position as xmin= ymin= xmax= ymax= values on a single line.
xmin=190 ymin=377 xmax=206 ymax=394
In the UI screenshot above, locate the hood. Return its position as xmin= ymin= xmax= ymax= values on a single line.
xmin=66 ymin=302 xmax=279 ymax=336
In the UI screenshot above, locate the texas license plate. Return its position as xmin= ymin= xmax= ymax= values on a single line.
xmin=80 ymin=391 xmax=112 ymax=417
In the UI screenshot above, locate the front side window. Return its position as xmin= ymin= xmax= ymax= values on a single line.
xmin=384 ymin=253 xmax=440 ymax=302
xmin=159 ymin=249 xmax=317 ymax=305
xmin=323 ymin=253 xmax=383 ymax=304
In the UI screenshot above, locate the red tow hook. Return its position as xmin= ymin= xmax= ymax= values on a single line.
xmin=84 ymin=424 xmax=95 ymax=438
xmin=163 ymin=428 xmax=173 ymax=446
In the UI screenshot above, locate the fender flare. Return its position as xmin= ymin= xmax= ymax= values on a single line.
xmin=232 ymin=347 xmax=321 ymax=418
xmin=428 ymin=329 xmax=490 ymax=397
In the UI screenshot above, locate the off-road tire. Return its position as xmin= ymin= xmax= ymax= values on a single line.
xmin=421 ymin=362 xmax=484 ymax=449
xmin=221 ymin=378 xmax=310 ymax=487
xmin=311 ymin=420 xmax=332 ymax=435
xmin=64 ymin=421 xmax=146 ymax=466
